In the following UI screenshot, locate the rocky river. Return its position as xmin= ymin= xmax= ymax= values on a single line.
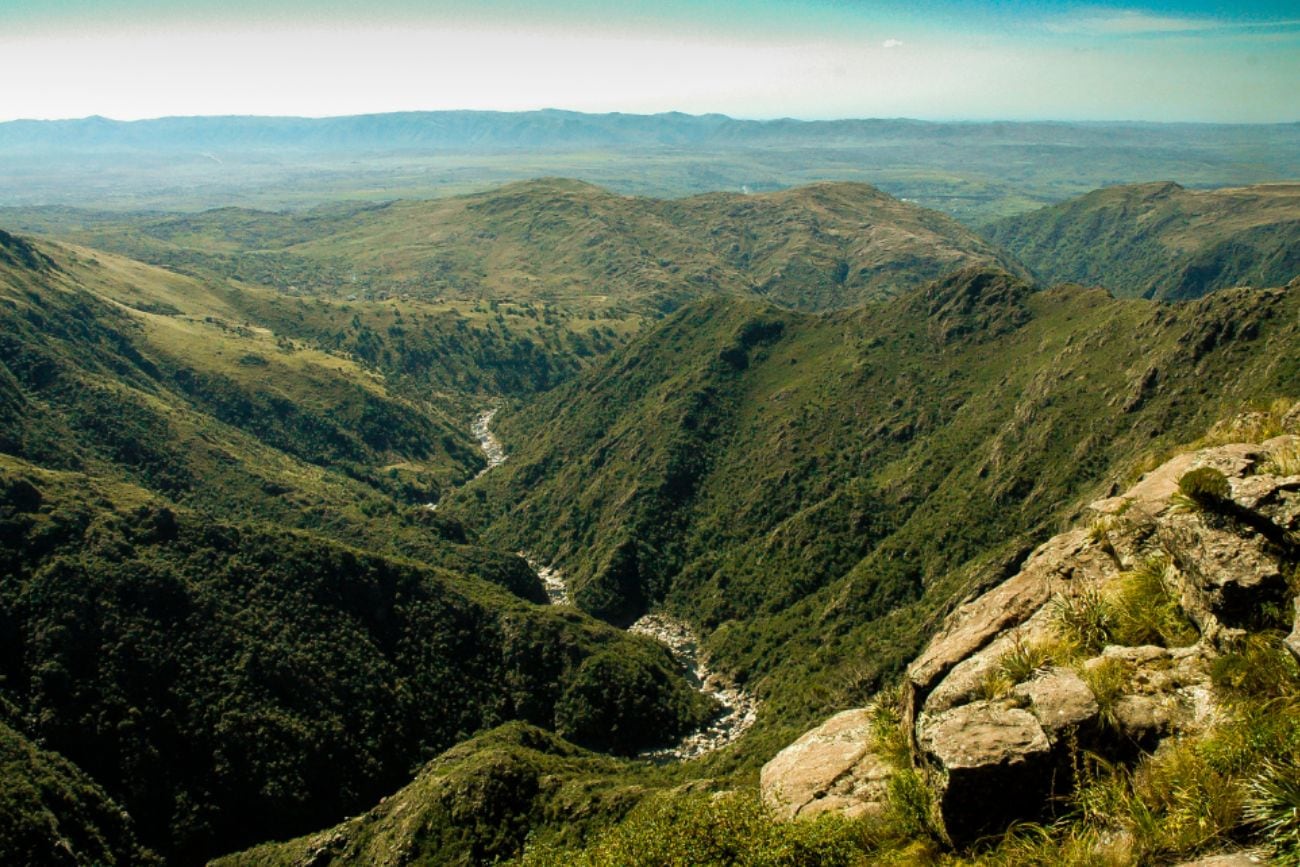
xmin=473 ymin=409 xmax=759 ymax=761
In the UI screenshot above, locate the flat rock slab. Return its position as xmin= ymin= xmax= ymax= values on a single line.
xmin=760 ymin=709 xmax=889 ymax=821
xmin=908 ymin=528 xmax=1097 ymax=696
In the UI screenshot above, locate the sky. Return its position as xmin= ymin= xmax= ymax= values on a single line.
xmin=1 ymin=1 xmax=1297 ymax=123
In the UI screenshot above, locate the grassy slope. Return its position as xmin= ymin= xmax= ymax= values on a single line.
xmin=982 ymin=181 xmax=1300 ymax=300
xmin=0 ymin=233 xmax=714 ymax=862
xmin=448 ymin=268 xmax=1300 ymax=767
xmin=11 ymin=180 xmax=1027 ymax=315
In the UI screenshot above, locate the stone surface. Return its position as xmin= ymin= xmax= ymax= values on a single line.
xmin=1161 ymin=514 xmax=1285 ymax=628
xmin=1231 ymin=471 xmax=1300 ymax=533
xmin=1013 ymin=667 xmax=1099 ymax=738
xmin=760 ymin=709 xmax=889 ymax=821
xmin=908 ymin=528 xmax=1103 ymax=699
xmin=1123 ymin=443 xmax=1262 ymax=518
xmin=917 ymin=702 xmax=1054 ymax=844
xmin=1111 ymin=695 xmax=1172 ymax=746
xmin=1173 ymin=852 xmax=1270 ymax=866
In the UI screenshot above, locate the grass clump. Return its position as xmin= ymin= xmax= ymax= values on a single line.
xmin=1107 ymin=555 xmax=1199 ymax=648
xmin=1078 ymin=658 xmax=1134 ymax=732
xmin=1211 ymin=633 xmax=1300 ymax=701
xmin=1051 ymin=587 xmax=1116 ymax=658
xmin=1262 ymin=440 xmax=1300 ymax=477
xmin=1245 ymin=759 xmax=1300 ymax=865
xmin=978 ymin=634 xmax=1058 ymax=700
xmin=1172 ymin=466 xmax=1232 ymax=514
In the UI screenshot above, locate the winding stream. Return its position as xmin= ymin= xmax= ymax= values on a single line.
xmin=471 ymin=409 xmax=759 ymax=761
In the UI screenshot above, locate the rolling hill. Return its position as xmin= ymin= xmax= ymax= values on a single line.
xmin=982 ymin=181 xmax=1300 ymax=300
xmin=8 ymin=179 xmax=1027 ymax=314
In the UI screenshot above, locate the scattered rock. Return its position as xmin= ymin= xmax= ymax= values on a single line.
xmin=630 ymin=613 xmax=759 ymax=762
xmin=760 ymin=709 xmax=889 ymax=820
xmin=472 ymin=408 xmax=508 ymax=477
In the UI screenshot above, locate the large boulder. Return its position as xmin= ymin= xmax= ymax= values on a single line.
xmin=759 ymin=709 xmax=890 ymax=820
xmin=916 ymin=701 xmax=1053 ymax=844
xmin=1161 ymin=513 xmax=1286 ymax=629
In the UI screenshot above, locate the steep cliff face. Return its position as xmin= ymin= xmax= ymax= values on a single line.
xmin=764 ymin=412 xmax=1300 ymax=859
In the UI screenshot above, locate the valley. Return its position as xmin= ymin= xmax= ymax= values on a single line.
xmin=1 ymin=169 xmax=1298 ymax=867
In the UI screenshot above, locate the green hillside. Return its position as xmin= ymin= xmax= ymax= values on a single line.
xmin=10 ymin=180 xmax=1026 ymax=314
xmin=982 ymin=181 xmax=1300 ymax=299
xmin=0 ymin=232 xmax=714 ymax=863
xmin=447 ymin=267 xmax=1300 ymax=752
xmin=2 ymin=175 xmax=1299 ymax=866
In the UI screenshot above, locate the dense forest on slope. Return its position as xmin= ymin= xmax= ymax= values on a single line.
xmin=0 ymin=231 xmax=714 ymax=863
xmin=5 ymin=180 xmax=1025 ymax=314
xmin=982 ymin=181 xmax=1300 ymax=300
xmin=449 ymin=267 xmax=1300 ymax=754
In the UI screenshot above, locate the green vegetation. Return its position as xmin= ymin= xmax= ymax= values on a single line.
xmin=0 ymin=716 xmax=159 ymax=866
xmin=3 ymin=169 xmax=1300 ymax=865
xmin=13 ymin=179 xmax=1024 ymax=317
xmin=449 ymin=265 xmax=1300 ymax=752
xmin=982 ymin=181 xmax=1300 ymax=300
xmin=0 ymin=456 xmax=710 ymax=861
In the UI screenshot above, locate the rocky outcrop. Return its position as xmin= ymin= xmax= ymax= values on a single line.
xmin=915 ymin=702 xmax=1053 ymax=842
xmin=760 ymin=709 xmax=889 ymax=820
xmin=765 ymin=429 xmax=1299 ymax=845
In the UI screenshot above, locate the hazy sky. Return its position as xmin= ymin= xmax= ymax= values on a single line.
xmin=2 ymin=1 xmax=1297 ymax=122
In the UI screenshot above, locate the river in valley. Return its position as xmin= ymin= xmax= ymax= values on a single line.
xmin=472 ymin=409 xmax=759 ymax=761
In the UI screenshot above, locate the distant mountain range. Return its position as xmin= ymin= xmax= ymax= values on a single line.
xmin=4 ymin=109 xmax=1299 ymax=154
xmin=3 ymin=109 xmax=1299 ymax=219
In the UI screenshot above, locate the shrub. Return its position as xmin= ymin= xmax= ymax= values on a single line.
xmin=515 ymin=791 xmax=880 ymax=867
xmin=1175 ymin=467 xmax=1231 ymax=511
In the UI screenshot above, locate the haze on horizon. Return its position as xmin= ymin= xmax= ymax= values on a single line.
xmin=1 ymin=0 xmax=1298 ymax=124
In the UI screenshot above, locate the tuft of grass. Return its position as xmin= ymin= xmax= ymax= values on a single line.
xmin=1262 ymin=440 xmax=1300 ymax=477
xmin=977 ymin=634 xmax=1056 ymax=700
xmin=868 ymin=685 xmax=912 ymax=770
xmin=1079 ymin=658 xmax=1133 ymax=732
xmin=1174 ymin=467 xmax=1232 ymax=514
xmin=1211 ymin=633 xmax=1300 ymax=701
xmin=1051 ymin=587 xmax=1116 ymax=658
xmin=1245 ymin=759 xmax=1300 ymax=865
xmin=1107 ymin=555 xmax=1199 ymax=648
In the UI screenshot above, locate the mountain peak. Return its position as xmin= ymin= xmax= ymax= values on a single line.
xmin=915 ymin=266 xmax=1034 ymax=345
